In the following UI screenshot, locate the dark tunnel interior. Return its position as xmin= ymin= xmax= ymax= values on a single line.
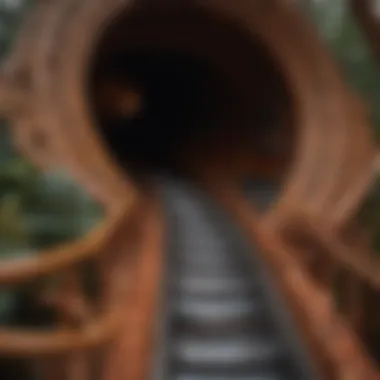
xmin=86 ymin=5 xmax=296 ymax=183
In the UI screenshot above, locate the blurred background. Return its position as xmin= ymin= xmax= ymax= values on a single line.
xmin=0 ymin=0 xmax=380 ymax=326
xmin=0 ymin=0 xmax=104 ymax=324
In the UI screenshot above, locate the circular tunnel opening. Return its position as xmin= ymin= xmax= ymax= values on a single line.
xmin=87 ymin=4 xmax=296 ymax=185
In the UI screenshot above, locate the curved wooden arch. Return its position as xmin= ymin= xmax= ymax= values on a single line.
xmin=0 ymin=0 xmax=374 ymax=220
xmin=0 ymin=204 xmax=130 ymax=286
xmin=0 ymin=0 xmax=379 ymax=378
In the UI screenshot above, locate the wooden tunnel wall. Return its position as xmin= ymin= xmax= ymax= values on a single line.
xmin=0 ymin=0 xmax=373 ymax=224
xmin=0 ymin=1 xmax=379 ymax=379
xmin=1 ymin=11 xmax=379 ymax=362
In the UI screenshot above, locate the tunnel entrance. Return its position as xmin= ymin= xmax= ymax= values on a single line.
xmin=87 ymin=4 xmax=296 ymax=184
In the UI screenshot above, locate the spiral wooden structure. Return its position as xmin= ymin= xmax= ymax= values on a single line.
xmin=1 ymin=0 xmax=380 ymax=379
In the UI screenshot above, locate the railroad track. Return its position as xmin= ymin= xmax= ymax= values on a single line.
xmin=151 ymin=177 xmax=317 ymax=380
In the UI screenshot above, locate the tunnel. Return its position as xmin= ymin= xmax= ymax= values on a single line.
xmin=1 ymin=2 xmax=380 ymax=379
xmin=4 ymin=0 xmax=375 ymax=217
xmin=87 ymin=4 xmax=296 ymax=184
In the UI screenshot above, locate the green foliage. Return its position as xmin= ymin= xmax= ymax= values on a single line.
xmin=0 ymin=127 xmax=103 ymax=249
xmin=308 ymin=0 xmax=380 ymax=139
xmin=0 ymin=0 xmax=101 ymax=324
xmin=356 ymin=174 xmax=380 ymax=252
xmin=0 ymin=0 xmax=34 ymax=56
xmin=0 ymin=123 xmax=37 ymax=247
xmin=0 ymin=138 xmax=103 ymax=322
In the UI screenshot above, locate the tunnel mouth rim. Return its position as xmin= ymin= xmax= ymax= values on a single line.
xmin=69 ymin=1 xmax=333 ymax=213
xmin=24 ymin=0 xmax=358 ymax=218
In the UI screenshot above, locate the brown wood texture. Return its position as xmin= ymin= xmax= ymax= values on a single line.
xmin=1 ymin=0 xmax=374 ymax=218
xmin=0 ymin=204 xmax=134 ymax=286
xmin=0 ymin=1 xmax=379 ymax=379
xmin=102 ymin=195 xmax=164 ymax=380
xmin=202 ymin=181 xmax=380 ymax=380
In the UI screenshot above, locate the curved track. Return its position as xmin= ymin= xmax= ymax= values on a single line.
xmin=151 ymin=177 xmax=318 ymax=380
